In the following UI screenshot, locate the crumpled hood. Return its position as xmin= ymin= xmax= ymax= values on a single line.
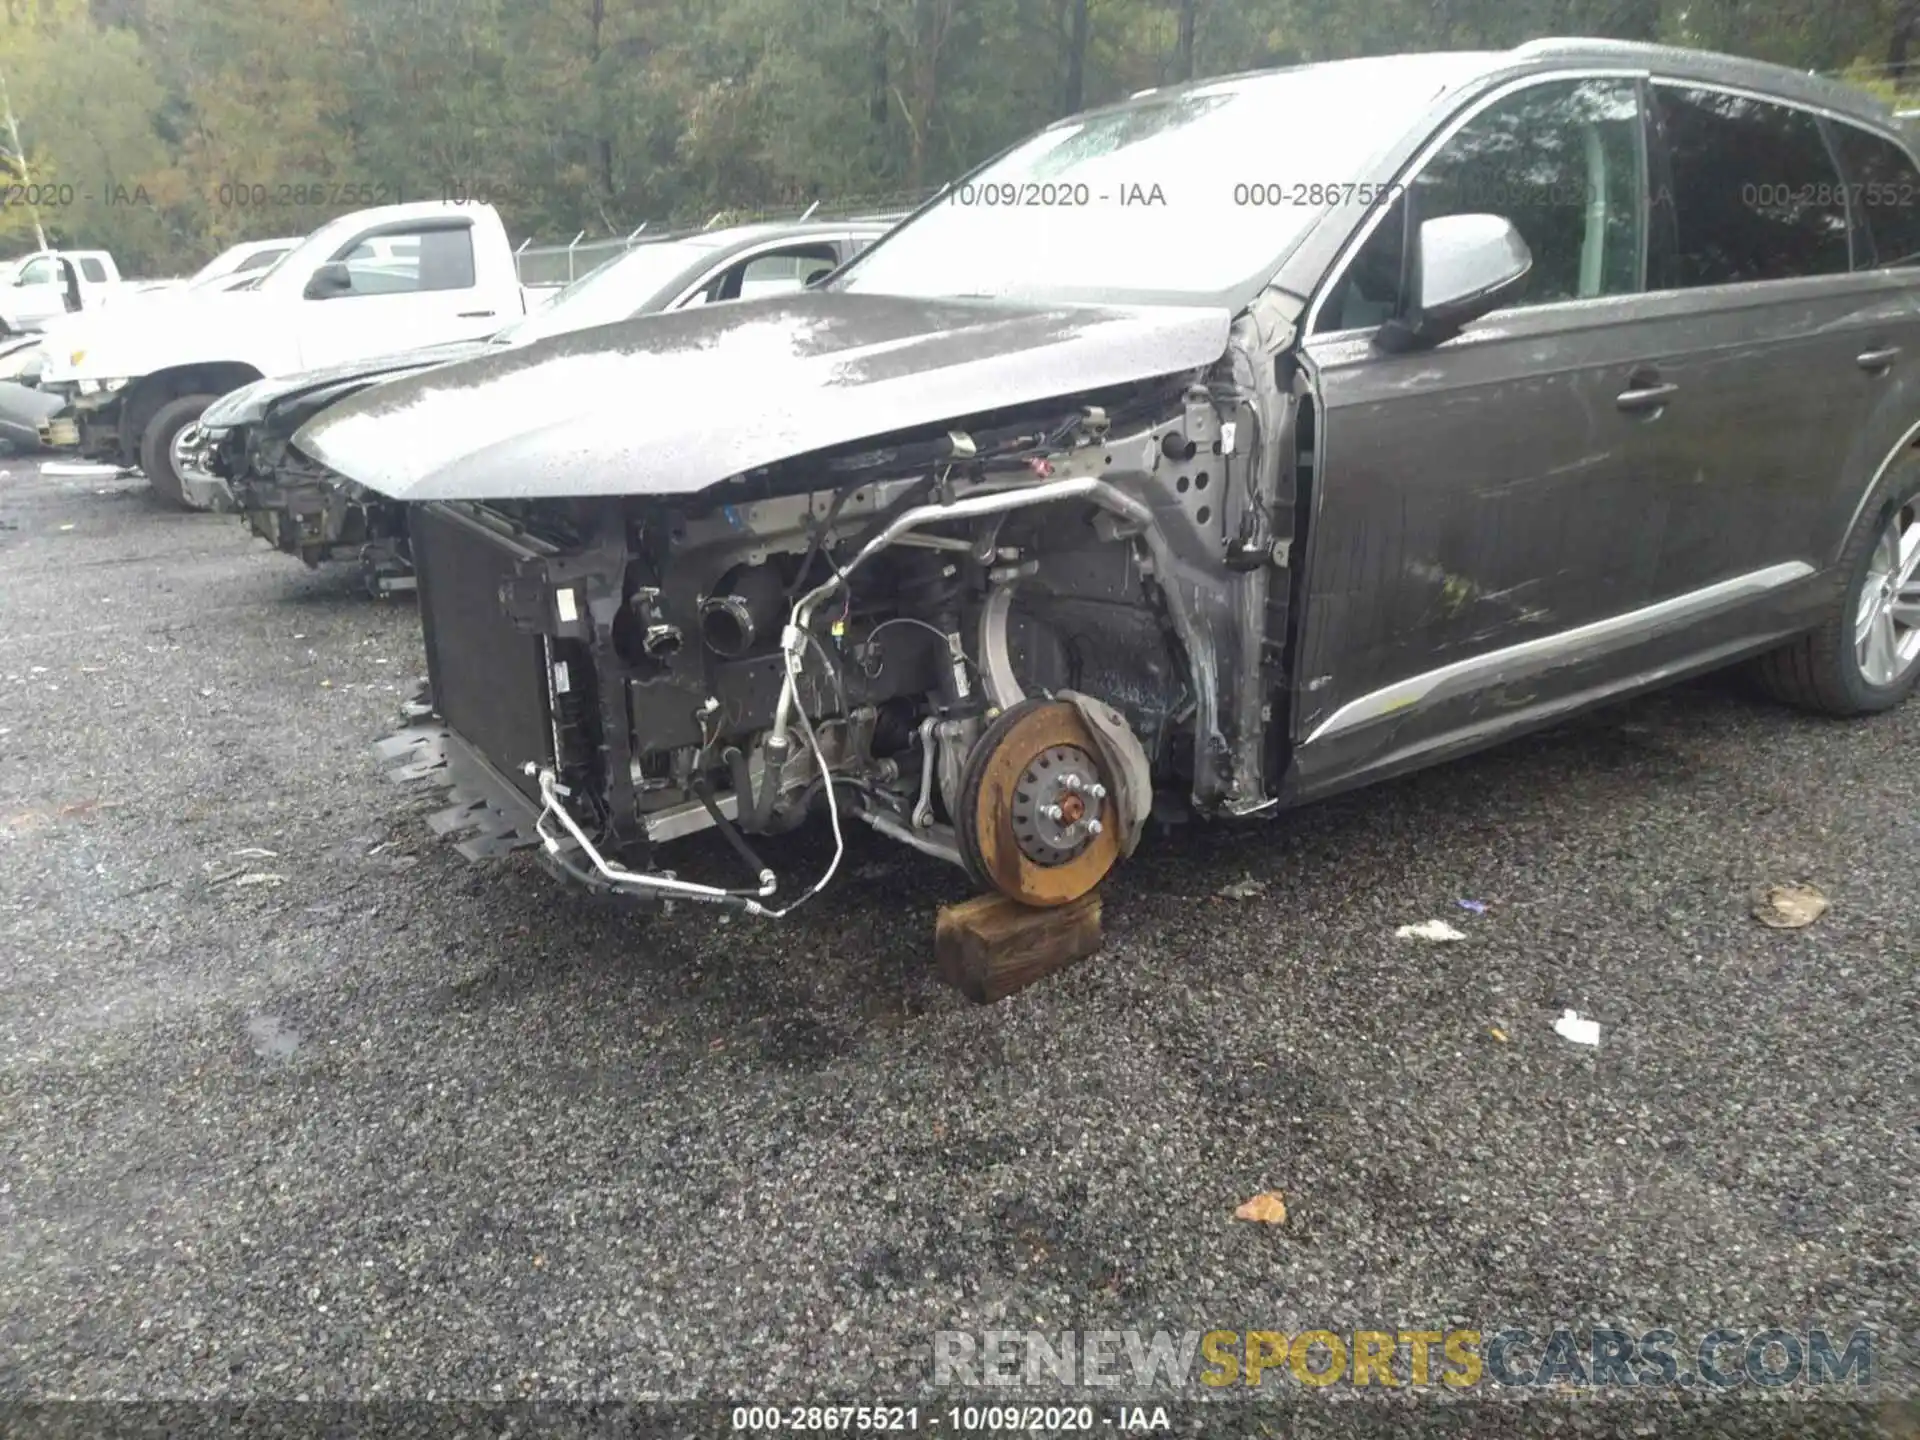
xmin=294 ymin=291 xmax=1231 ymax=502
xmin=200 ymin=338 xmax=496 ymax=431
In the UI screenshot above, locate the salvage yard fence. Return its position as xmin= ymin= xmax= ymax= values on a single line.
xmin=513 ymin=188 xmax=936 ymax=287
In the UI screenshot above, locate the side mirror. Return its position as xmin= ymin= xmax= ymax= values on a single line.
xmin=1377 ymin=213 xmax=1531 ymax=353
xmin=303 ymin=262 xmax=354 ymax=300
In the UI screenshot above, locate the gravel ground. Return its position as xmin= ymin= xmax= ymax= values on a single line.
xmin=1 ymin=457 xmax=1916 ymax=1423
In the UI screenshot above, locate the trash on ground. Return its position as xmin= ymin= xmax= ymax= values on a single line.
xmin=1233 ymin=1191 xmax=1288 ymax=1225
xmin=1216 ymin=876 xmax=1266 ymax=900
xmin=1396 ymin=919 xmax=1467 ymax=942
xmin=1488 ymin=1026 xmax=1509 ymax=1043
xmin=211 ymin=869 xmax=287 ymax=888
xmin=1553 ymin=1009 xmax=1601 ymax=1047
xmin=1753 ymin=883 xmax=1828 ymax=930
xmin=232 ymin=846 xmax=278 ymax=859
xmin=1456 ymin=898 xmax=1489 ymax=914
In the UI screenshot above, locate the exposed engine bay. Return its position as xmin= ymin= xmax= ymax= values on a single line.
xmin=382 ymin=352 xmax=1300 ymax=916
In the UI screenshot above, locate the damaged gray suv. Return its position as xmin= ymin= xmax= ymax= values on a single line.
xmin=300 ymin=39 xmax=1920 ymax=916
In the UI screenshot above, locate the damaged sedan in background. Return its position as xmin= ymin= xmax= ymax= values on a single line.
xmin=298 ymin=42 xmax=1920 ymax=915
xmin=191 ymin=219 xmax=888 ymax=592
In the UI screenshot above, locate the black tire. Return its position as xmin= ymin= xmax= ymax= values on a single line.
xmin=139 ymin=393 xmax=217 ymax=509
xmin=1753 ymin=454 xmax=1920 ymax=716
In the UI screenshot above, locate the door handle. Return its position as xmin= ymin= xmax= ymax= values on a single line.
xmin=1616 ymin=381 xmax=1679 ymax=414
xmin=457 ymin=309 xmax=497 ymax=319
xmin=1857 ymin=345 xmax=1901 ymax=373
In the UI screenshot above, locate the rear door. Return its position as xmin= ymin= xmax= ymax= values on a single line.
xmin=1621 ymin=82 xmax=1920 ymax=592
xmin=295 ymin=220 xmax=500 ymax=370
xmin=1293 ymin=74 xmax=1664 ymax=780
xmin=1810 ymin=117 xmax=1920 ymax=562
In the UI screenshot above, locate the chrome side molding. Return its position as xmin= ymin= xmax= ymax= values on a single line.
xmin=1303 ymin=560 xmax=1816 ymax=746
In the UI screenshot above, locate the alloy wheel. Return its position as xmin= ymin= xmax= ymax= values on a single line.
xmin=1856 ymin=501 xmax=1920 ymax=687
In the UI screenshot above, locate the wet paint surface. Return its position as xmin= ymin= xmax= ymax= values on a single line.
xmin=294 ymin=292 xmax=1230 ymax=502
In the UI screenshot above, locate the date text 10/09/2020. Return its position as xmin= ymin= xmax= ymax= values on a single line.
xmin=730 ymin=1405 xmax=1171 ymax=1433
xmin=939 ymin=181 xmax=1413 ymax=208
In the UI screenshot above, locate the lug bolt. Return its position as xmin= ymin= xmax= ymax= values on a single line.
xmin=1087 ymin=782 xmax=1107 ymax=801
xmin=1042 ymin=804 xmax=1065 ymax=821
xmin=1060 ymin=773 xmax=1084 ymax=793
xmin=1085 ymin=819 xmax=1104 ymax=837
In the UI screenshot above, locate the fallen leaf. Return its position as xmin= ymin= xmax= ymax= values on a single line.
xmin=1396 ymin=919 xmax=1467 ymax=943
xmin=1753 ymin=883 xmax=1828 ymax=930
xmin=1234 ymin=1191 xmax=1288 ymax=1225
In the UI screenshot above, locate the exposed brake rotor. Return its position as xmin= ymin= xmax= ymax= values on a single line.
xmin=956 ymin=698 xmax=1121 ymax=908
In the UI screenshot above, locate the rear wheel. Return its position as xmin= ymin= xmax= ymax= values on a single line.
xmin=1755 ymin=459 xmax=1920 ymax=715
xmin=139 ymin=393 xmax=217 ymax=509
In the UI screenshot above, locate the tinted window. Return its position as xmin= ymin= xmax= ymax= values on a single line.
xmin=1654 ymin=86 xmax=1850 ymax=285
xmin=334 ymin=226 xmax=475 ymax=295
xmin=17 ymin=256 xmax=54 ymax=285
xmin=1831 ymin=123 xmax=1920 ymax=267
xmin=721 ymin=245 xmax=841 ymax=302
xmin=1316 ymin=78 xmax=1645 ymax=333
xmin=235 ymin=248 xmax=285 ymax=274
xmin=79 ymin=257 xmax=106 ymax=282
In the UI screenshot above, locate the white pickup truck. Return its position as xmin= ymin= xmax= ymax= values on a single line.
xmin=39 ymin=201 xmax=544 ymax=501
xmin=0 ymin=249 xmax=124 ymax=334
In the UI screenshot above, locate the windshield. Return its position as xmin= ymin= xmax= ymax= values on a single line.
xmin=492 ymin=237 xmax=726 ymax=344
xmin=835 ymin=54 xmax=1484 ymax=305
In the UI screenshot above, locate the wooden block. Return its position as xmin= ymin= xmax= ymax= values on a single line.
xmin=934 ymin=889 xmax=1103 ymax=1004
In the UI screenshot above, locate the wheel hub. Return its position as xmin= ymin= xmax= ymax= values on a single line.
xmin=1010 ymin=744 xmax=1102 ymax=864
xmin=955 ymin=699 xmax=1122 ymax=908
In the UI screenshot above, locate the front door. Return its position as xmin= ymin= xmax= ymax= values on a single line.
xmin=1292 ymin=74 xmax=1665 ymax=790
xmin=9 ymin=255 xmax=65 ymax=329
xmin=295 ymin=221 xmax=500 ymax=371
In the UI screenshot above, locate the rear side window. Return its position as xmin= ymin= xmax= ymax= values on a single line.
xmin=1830 ymin=123 xmax=1920 ymax=267
xmin=79 ymin=257 xmax=107 ymax=282
xmin=1654 ymin=85 xmax=1850 ymax=285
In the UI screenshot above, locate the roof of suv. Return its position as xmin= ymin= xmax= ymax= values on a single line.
xmin=1102 ymin=38 xmax=1893 ymax=134
xmin=1508 ymin=36 xmax=1891 ymax=123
